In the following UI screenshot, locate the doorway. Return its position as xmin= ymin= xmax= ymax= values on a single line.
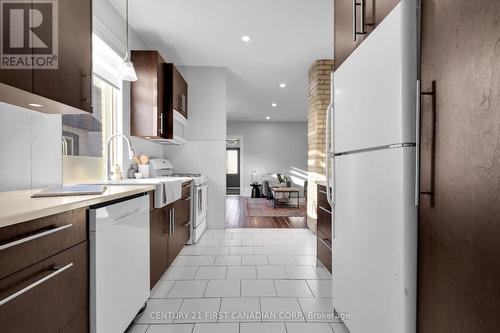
xmin=226 ymin=147 xmax=240 ymax=195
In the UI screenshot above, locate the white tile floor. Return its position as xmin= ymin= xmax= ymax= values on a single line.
xmin=130 ymin=228 xmax=347 ymax=333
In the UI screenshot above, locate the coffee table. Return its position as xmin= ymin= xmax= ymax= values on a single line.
xmin=270 ymin=187 xmax=300 ymax=209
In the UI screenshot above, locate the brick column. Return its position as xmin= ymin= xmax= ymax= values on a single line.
xmin=307 ymin=59 xmax=334 ymax=233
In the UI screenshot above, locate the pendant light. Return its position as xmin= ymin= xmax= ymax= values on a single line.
xmin=121 ymin=0 xmax=137 ymax=81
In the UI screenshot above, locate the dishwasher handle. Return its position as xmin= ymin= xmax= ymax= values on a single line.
xmin=113 ymin=208 xmax=141 ymax=223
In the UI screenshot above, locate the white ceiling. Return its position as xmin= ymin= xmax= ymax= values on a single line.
xmin=109 ymin=0 xmax=333 ymax=122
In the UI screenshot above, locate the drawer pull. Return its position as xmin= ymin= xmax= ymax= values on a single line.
xmin=0 ymin=262 xmax=73 ymax=306
xmin=318 ymin=206 xmax=332 ymax=214
xmin=0 ymin=224 xmax=73 ymax=251
xmin=318 ymin=237 xmax=332 ymax=250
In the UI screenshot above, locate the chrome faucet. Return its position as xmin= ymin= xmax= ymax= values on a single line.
xmin=106 ymin=134 xmax=136 ymax=181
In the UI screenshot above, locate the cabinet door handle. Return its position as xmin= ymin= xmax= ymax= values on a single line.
xmin=318 ymin=205 xmax=332 ymax=215
xmin=183 ymin=220 xmax=191 ymax=228
xmin=415 ymin=80 xmax=421 ymax=206
xmin=0 ymin=263 xmax=73 ymax=306
xmin=0 ymin=224 xmax=73 ymax=251
xmin=318 ymin=237 xmax=332 ymax=250
xmin=80 ymin=74 xmax=92 ymax=104
xmin=159 ymin=113 xmax=164 ymax=135
xmin=420 ymin=80 xmax=437 ymax=206
xmin=185 ymin=196 xmax=191 ymax=201
xmin=168 ymin=209 xmax=172 ymax=236
xmin=352 ymin=0 xmax=357 ymax=41
xmin=353 ymin=0 xmax=372 ymax=41
xmin=172 ymin=208 xmax=175 ymax=234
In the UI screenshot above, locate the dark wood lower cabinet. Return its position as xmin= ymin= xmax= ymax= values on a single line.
xmin=150 ymin=182 xmax=192 ymax=288
xmin=0 ymin=242 xmax=88 ymax=333
xmin=168 ymin=193 xmax=191 ymax=267
xmin=317 ymin=231 xmax=332 ymax=273
xmin=418 ymin=0 xmax=500 ymax=332
xmin=0 ymin=208 xmax=87 ymax=280
xmin=316 ymin=184 xmax=332 ymax=273
xmin=150 ymin=206 xmax=169 ymax=289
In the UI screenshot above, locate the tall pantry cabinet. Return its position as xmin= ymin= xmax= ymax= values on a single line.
xmin=417 ymin=0 xmax=500 ymax=332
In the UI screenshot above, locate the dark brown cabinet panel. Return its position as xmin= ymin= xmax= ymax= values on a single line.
xmin=418 ymin=0 xmax=500 ymax=332
xmin=0 ymin=70 xmax=32 ymax=94
xmin=150 ymin=206 xmax=169 ymax=289
xmin=334 ymin=0 xmax=399 ymax=69
xmin=130 ymin=51 xmax=188 ymax=142
xmin=131 ymin=50 xmax=166 ymax=139
xmin=316 ymin=184 xmax=332 ymax=273
xmin=0 ymin=0 xmax=92 ymax=114
xmin=32 ymin=0 xmax=92 ymax=113
xmin=317 ymin=231 xmax=332 ymax=273
xmin=150 ymin=186 xmax=191 ymax=288
xmin=168 ymin=186 xmax=191 ymax=266
xmin=0 ymin=208 xmax=87 ymax=280
xmin=317 ymin=201 xmax=332 ymax=241
xmin=170 ymin=65 xmax=188 ymax=118
xmin=0 ymin=242 xmax=88 ymax=333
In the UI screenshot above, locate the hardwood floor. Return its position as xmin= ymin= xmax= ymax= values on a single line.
xmin=226 ymin=196 xmax=307 ymax=228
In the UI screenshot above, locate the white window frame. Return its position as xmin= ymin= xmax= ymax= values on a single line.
xmin=92 ymin=33 xmax=124 ymax=170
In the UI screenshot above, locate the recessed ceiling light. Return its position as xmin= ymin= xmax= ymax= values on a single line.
xmin=241 ymin=35 xmax=250 ymax=42
xmin=266 ymin=116 xmax=270 ymax=120
xmin=271 ymin=103 xmax=277 ymax=107
xmin=279 ymin=83 xmax=286 ymax=88
xmin=28 ymin=103 xmax=43 ymax=107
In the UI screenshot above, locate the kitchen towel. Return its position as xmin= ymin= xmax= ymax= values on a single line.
xmin=162 ymin=179 xmax=182 ymax=205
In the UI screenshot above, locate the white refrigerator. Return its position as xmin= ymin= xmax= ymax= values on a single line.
xmin=326 ymin=0 xmax=418 ymax=332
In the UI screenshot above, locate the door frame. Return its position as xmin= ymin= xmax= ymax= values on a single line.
xmin=226 ymin=135 xmax=244 ymax=196
xmin=226 ymin=147 xmax=241 ymax=190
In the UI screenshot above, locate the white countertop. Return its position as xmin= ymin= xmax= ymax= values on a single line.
xmin=0 ymin=185 xmax=156 ymax=229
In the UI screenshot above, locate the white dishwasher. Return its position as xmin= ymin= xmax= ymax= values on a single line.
xmin=89 ymin=195 xmax=150 ymax=333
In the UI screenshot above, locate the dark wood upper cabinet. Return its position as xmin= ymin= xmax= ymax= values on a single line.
xmin=32 ymin=0 xmax=92 ymax=113
xmin=169 ymin=64 xmax=188 ymax=118
xmin=418 ymin=0 xmax=500 ymax=332
xmin=130 ymin=50 xmax=166 ymax=139
xmin=334 ymin=0 xmax=400 ymax=69
xmin=131 ymin=50 xmax=188 ymax=142
xmin=0 ymin=0 xmax=92 ymax=114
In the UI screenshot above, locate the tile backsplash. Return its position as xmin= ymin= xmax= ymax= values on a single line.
xmin=0 ymin=102 xmax=62 ymax=191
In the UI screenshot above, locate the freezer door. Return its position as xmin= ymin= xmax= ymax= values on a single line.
xmin=333 ymin=0 xmax=417 ymax=153
xmin=332 ymin=147 xmax=417 ymax=333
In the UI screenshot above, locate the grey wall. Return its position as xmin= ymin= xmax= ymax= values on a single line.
xmin=164 ymin=66 xmax=227 ymax=229
xmin=227 ymin=121 xmax=308 ymax=197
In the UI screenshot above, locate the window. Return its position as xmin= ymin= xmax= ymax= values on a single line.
xmin=62 ymin=34 xmax=123 ymax=183
xmin=93 ymin=76 xmax=121 ymax=166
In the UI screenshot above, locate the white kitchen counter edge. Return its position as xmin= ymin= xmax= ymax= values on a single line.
xmin=0 ymin=185 xmax=156 ymax=229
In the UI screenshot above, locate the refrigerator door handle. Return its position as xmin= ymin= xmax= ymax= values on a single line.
xmin=326 ymin=72 xmax=335 ymax=208
xmin=415 ymin=80 xmax=421 ymax=206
